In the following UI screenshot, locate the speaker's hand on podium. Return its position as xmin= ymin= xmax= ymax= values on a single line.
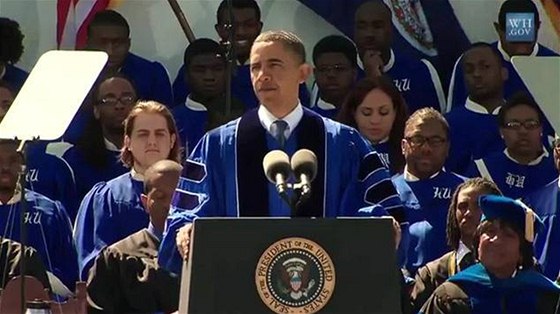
xmin=176 ymin=223 xmax=193 ymax=260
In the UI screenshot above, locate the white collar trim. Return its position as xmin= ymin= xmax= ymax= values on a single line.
xmin=465 ymin=97 xmax=502 ymax=115
xmin=497 ymin=40 xmax=539 ymax=62
xmin=503 ymin=147 xmax=549 ymax=166
xmin=403 ymin=166 xmax=440 ymax=182
xmin=316 ymin=98 xmax=336 ymax=110
xmin=185 ymin=95 xmax=207 ymax=112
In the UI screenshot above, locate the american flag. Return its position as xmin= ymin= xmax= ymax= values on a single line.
xmin=56 ymin=0 xmax=112 ymax=49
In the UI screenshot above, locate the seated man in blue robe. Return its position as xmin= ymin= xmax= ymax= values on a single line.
xmin=85 ymin=10 xmax=172 ymax=107
xmin=0 ymin=18 xmax=28 ymax=92
xmin=0 ymin=140 xmax=78 ymax=297
xmin=445 ymin=43 xmax=507 ymax=175
xmin=523 ymin=134 xmax=560 ymax=280
xmin=172 ymin=38 xmax=245 ymax=152
xmin=309 ymin=35 xmax=358 ymax=119
xmin=420 ymin=195 xmax=560 ymax=314
xmin=392 ymin=108 xmax=466 ymax=275
xmin=159 ymin=30 xmax=404 ymax=274
xmin=446 ymin=0 xmax=559 ymax=112
xmin=74 ymin=101 xmax=182 ymax=280
xmin=0 ymin=81 xmax=78 ymax=221
xmin=351 ymin=0 xmax=445 ymax=114
xmin=172 ymin=0 xmax=309 ymax=109
xmin=87 ymin=160 xmax=182 ymax=313
xmin=466 ymin=92 xmax=556 ymax=200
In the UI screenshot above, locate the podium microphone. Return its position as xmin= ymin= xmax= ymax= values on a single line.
xmin=291 ymin=149 xmax=317 ymax=198
xmin=263 ymin=150 xmax=292 ymax=196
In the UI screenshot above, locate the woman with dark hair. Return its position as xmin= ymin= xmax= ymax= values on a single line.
xmin=53 ymin=73 xmax=137 ymax=202
xmin=411 ymin=178 xmax=502 ymax=312
xmin=420 ymin=195 xmax=560 ymax=314
xmin=74 ymin=100 xmax=182 ymax=281
xmin=337 ymin=76 xmax=408 ymax=174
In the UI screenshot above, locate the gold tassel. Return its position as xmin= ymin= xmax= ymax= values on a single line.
xmin=525 ymin=207 xmax=535 ymax=243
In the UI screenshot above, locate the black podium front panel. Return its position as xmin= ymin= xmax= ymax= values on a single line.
xmin=181 ymin=217 xmax=401 ymax=314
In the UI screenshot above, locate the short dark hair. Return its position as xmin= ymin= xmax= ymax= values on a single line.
xmin=312 ymin=35 xmax=357 ymax=67
xmin=498 ymin=0 xmax=540 ymax=30
xmin=87 ymin=10 xmax=130 ymax=37
xmin=254 ymin=30 xmax=306 ymax=64
xmin=337 ymin=76 xmax=409 ymax=174
xmin=405 ymin=107 xmax=450 ymax=138
xmin=216 ymin=0 xmax=261 ymax=25
xmin=446 ymin=178 xmax=502 ymax=251
xmin=497 ymin=91 xmax=543 ymax=127
xmin=183 ymin=38 xmax=225 ymax=69
xmin=462 ymin=42 xmax=502 ymax=68
xmin=0 ymin=17 xmax=25 ymax=64
xmin=143 ymin=159 xmax=183 ymax=194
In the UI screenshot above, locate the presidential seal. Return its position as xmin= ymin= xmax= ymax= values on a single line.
xmin=255 ymin=237 xmax=335 ymax=314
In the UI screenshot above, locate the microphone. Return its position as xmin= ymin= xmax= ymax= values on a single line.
xmin=291 ymin=149 xmax=317 ymax=198
xmin=263 ymin=150 xmax=292 ymax=195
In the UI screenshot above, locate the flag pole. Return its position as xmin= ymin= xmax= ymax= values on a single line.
xmin=167 ymin=0 xmax=196 ymax=43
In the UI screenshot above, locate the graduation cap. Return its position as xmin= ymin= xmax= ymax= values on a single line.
xmin=478 ymin=195 xmax=543 ymax=243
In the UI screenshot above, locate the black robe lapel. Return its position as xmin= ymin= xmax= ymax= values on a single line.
xmin=236 ymin=109 xmax=326 ymax=217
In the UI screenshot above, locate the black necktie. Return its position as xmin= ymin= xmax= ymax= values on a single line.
xmin=270 ymin=120 xmax=288 ymax=148
xmin=458 ymin=251 xmax=475 ymax=271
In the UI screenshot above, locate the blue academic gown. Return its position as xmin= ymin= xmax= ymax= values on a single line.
xmin=0 ymin=190 xmax=78 ymax=291
xmin=392 ymin=170 xmax=466 ymax=274
xmin=55 ymin=143 xmax=128 ymax=204
xmin=445 ymin=99 xmax=505 ymax=175
xmin=523 ymin=178 xmax=560 ymax=280
xmin=308 ymin=92 xmax=339 ymax=119
xmin=121 ymin=53 xmax=173 ymax=107
xmin=441 ymin=263 xmax=560 ymax=314
xmin=74 ymin=172 xmax=147 ymax=280
xmin=172 ymin=102 xmax=207 ymax=153
xmin=172 ymin=63 xmax=310 ymax=109
xmin=24 ymin=143 xmax=79 ymax=222
xmin=446 ymin=41 xmax=559 ymax=112
xmin=3 ymin=63 xmax=28 ymax=91
xmin=466 ymin=149 xmax=557 ymax=200
xmin=159 ymin=107 xmax=403 ymax=274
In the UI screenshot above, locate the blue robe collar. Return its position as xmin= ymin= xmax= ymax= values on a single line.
xmin=449 ymin=263 xmax=560 ymax=292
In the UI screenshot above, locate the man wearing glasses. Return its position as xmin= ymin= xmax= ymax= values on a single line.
xmin=392 ymin=108 xmax=466 ymax=276
xmin=523 ymin=133 xmax=560 ymax=280
xmin=465 ymin=92 xmax=556 ymax=200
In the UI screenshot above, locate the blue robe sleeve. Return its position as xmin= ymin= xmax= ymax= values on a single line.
xmin=159 ymin=133 xmax=221 ymax=274
xmin=49 ymin=201 xmax=79 ymax=292
xmin=347 ymin=130 xmax=404 ymax=221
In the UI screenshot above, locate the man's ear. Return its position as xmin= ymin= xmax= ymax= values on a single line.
xmin=299 ymin=63 xmax=312 ymax=84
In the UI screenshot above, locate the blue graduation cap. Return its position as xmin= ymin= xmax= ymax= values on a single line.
xmin=478 ymin=195 xmax=543 ymax=242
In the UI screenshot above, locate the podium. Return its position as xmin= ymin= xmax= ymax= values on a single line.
xmin=180 ymin=217 xmax=402 ymax=314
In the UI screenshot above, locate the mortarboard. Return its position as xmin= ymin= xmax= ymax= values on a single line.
xmin=478 ymin=195 xmax=543 ymax=242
